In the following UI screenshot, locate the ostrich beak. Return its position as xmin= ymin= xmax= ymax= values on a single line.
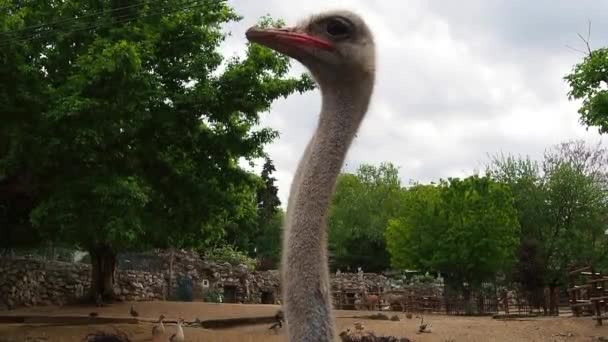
xmin=245 ymin=26 xmax=334 ymax=57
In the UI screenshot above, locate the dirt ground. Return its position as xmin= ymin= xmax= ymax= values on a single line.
xmin=0 ymin=301 xmax=607 ymax=342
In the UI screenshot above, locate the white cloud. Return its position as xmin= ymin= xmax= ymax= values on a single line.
xmin=227 ymin=0 xmax=608 ymax=207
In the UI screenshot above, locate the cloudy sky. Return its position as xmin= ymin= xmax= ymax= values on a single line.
xmin=222 ymin=0 xmax=608 ymax=207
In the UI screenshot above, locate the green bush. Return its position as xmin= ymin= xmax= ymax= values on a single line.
xmin=203 ymin=288 xmax=223 ymax=303
xmin=203 ymin=245 xmax=256 ymax=271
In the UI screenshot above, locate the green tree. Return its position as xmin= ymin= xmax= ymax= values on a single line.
xmin=486 ymin=141 xmax=608 ymax=291
xmin=385 ymin=183 xmax=443 ymax=272
xmin=252 ymin=158 xmax=283 ymax=267
xmin=541 ymin=141 xmax=608 ymax=283
xmin=254 ymin=209 xmax=284 ymax=270
xmin=223 ymin=157 xmax=284 ymax=267
xmin=486 ymin=154 xmax=547 ymax=303
xmin=565 ymin=48 xmax=608 ymax=133
xmin=0 ymin=0 xmax=313 ymax=300
xmin=328 ymin=162 xmax=404 ymax=272
xmin=386 ymin=176 xmax=520 ymax=290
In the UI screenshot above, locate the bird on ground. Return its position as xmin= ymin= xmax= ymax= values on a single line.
xmin=129 ymin=305 xmax=139 ymax=317
xmin=415 ymin=315 xmax=432 ymax=333
xmin=169 ymin=318 xmax=185 ymax=342
xmin=152 ymin=314 xmax=166 ymax=337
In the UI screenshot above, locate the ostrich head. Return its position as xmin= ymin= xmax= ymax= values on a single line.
xmin=246 ymin=10 xmax=375 ymax=86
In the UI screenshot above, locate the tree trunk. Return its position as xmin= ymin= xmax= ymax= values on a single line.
xmin=550 ymin=285 xmax=560 ymax=316
xmin=543 ymin=286 xmax=550 ymax=315
xmin=88 ymin=244 xmax=117 ymax=302
xmin=168 ymin=248 xmax=174 ymax=300
xmin=463 ymin=287 xmax=472 ymax=315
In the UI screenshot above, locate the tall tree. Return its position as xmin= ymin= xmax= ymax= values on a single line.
xmin=328 ymin=162 xmax=404 ymax=272
xmin=0 ymin=1 xmax=313 ymax=300
xmin=386 ymin=176 xmax=520 ymax=291
xmin=486 ymin=141 xmax=608 ymax=289
xmin=486 ymin=154 xmax=547 ymax=301
xmin=252 ymin=158 xmax=283 ymax=266
xmin=224 ymin=157 xmax=283 ymax=264
xmin=565 ymin=47 xmax=608 ymax=133
xmin=257 ymin=158 xmax=282 ymax=221
xmin=541 ymin=141 xmax=608 ymax=283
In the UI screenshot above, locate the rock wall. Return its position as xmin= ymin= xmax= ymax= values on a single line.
xmin=0 ymin=258 xmax=89 ymax=309
xmin=331 ymin=272 xmax=390 ymax=292
xmin=0 ymin=258 xmax=166 ymax=309
xmin=0 ymin=250 xmax=397 ymax=310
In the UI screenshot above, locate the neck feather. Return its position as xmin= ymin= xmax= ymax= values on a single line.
xmin=282 ymin=78 xmax=373 ymax=342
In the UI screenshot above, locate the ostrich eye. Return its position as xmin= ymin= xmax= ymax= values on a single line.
xmin=325 ymin=17 xmax=352 ymax=38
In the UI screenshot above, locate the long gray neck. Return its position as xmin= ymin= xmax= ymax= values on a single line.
xmin=282 ymin=77 xmax=373 ymax=342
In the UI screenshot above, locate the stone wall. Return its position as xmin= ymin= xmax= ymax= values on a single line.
xmin=0 ymin=258 xmax=89 ymax=309
xmin=331 ymin=272 xmax=390 ymax=292
xmin=0 ymin=250 xmax=396 ymax=310
xmin=0 ymin=258 xmax=166 ymax=309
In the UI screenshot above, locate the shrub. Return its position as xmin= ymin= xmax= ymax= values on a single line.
xmin=203 ymin=245 xmax=256 ymax=271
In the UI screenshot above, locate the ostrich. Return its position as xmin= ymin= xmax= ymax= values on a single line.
xmin=152 ymin=314 xmax=165 ymax=337
xmin=246 ymin=9 xmax=375 ymax=342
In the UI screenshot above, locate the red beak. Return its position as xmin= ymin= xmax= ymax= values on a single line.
xmin=246 ymin=26 xmax=334 ymax=52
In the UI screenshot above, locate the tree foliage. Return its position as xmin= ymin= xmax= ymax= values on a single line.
xmin=486 ymin=140 xmax=608 ymax=288
xmin=0 ymin=0 xmax=313 ymax=298
xmin=541 ymin=141 xmax=608 ymax=282
xmin=386 ymin=176 xmax=520 ymax=288
xmin=328 ymin=163 xmax=403 ymax=272
xmin=565 ymin=48 xmax=608 ymax=133
xmin=222 ymin=157 xmax=283 ymax=268
xmin=252 ymin=158 xmax=283 ymax=266
xmin=486 ymin=154 xmax=547 ymax=294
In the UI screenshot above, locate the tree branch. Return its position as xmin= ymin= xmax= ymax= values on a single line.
xmin=575 ymin=20 xmax=593 ymax=56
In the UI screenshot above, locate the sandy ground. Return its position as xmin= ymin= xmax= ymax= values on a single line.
xmin=0 ymin=301 xmax=607 ymax=342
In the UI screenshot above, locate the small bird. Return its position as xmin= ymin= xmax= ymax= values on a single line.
xmin=354 ymin=321 xmax=365 ymax=333
xmin=169 ymin=318 xmax=185 ymax=342
xmin=268 ymin=309 xmax=284 ymax=334
xmin=268 ymin=320 xmax=282 ymax=334
xmin=152 ymin=314 xmax=165 ymax=337
xmin=405 ymin=312 xmax=413 ymax=319
xmin=416 ymin=315 xmax=431 ymax=333
xmin=275 ymin=309 xmax=284 ymax=322
xmin=89 ymin=312 xmax=98 ymax=317
xmin=129 ymin=305 xmax=139 ymax=317
xmin=339 ymin=329 xmax=352 ymax=342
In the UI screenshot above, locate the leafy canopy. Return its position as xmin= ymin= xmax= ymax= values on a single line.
xmin=386 ymin=175 xmax=520 ymax=287
xmin=328 ymin=163 xmax=403 ymax=272
xmin=0 ymin=0 xmax=314 ymax=252
xmin=486 ymin=140 xmax=608 ymax=286
xmin=565 ymin=48 xmax=608 ymax=133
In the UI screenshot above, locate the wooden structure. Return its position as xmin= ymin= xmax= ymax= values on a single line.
xmin=332 ymin=288 xmax=382 ymax=310
xmin=568 ymin=265 xmax=608 ymax=325
xmin=332 ymin=285 xmax=443 ymax=313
